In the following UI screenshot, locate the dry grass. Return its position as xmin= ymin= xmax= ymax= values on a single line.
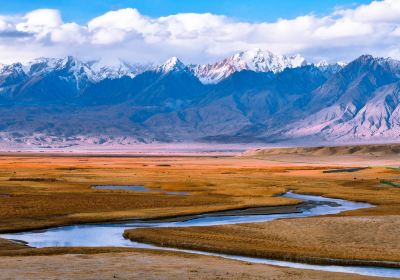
xmin=243 ymin=143 xmax=400 ymax=156
xmin=0 ymin=154 xmax=399 ymax=233
xmin=0 ymin=251 xmax=384 ymax=280
xmin=0 ymin=237 xmax=28 ymax=251
xmin=0 ymin=156 xmax=294 ymax=232
xmin=0 ymin=153 xmax=399 ymax=275
xmin=124 ymin=215 xmax=400 ymax=267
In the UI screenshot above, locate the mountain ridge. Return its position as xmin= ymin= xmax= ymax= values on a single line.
xmin=0 ymin=49 xmax=343 ymax=86
xmin=0 ymin=52 xmax=399 ymax=147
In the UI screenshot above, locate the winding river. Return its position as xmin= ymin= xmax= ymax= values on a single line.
xmin=2 ymin=192 xmax=400 ymax=278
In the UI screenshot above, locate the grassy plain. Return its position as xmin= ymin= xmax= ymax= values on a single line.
xmin=0 ymin=148 xmax=399 ymax=279
xmin=125 ymin=215 xmax=400 ymax=267
xmin=1 ymin=152 xmax=399 ymax=233
xmin=0 ymin=155 xmax=297 ymax=233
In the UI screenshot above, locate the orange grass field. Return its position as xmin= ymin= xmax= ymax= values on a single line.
xmin=125 ymin=215 xmax=400 ymax=267
xmin=0 ymin=152 xmax=399 ymax=279
xmin=0 ymin=154 xmax=399 ymax=233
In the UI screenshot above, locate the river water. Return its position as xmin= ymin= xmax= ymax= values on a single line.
xmin=2 ymin=192 xmax=399 ymax=278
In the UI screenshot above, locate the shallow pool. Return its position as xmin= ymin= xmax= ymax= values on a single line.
xmin=93 ymin=185 xmax=190 ymax=195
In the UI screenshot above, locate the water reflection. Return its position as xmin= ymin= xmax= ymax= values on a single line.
xmin=3 ymin=192 xmax=399 ymax=278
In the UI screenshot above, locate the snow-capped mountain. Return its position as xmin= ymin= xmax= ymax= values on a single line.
xmin=26 ymin=56 xmax=93 ymax=78
xmin=0 ymin=52 xmax=399 ymax=146
xmin=0 ymin=63 xmax=26 ymax=87
xmin=314 ymin=60 xmax=347 ymax=68
xmin=156 ymin=57 xmax=188 ymax=74
xmin=191 ymin=49 xmax=307 ymax=84
xmin=22 ymin=56 xmax=155 ymax=85
xmin=0 ymin=62 xmax=26 ymax=77
xmin=314 ymin=60 xmax=347 ymax=76
xmin=0 ymin=50 xmax=343 ymax=88
xmin=89 ymin=60 xmax=154 ymax=81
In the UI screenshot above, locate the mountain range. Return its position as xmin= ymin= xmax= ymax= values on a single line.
xmin=0 ymin=49 xmax=399 ymax=147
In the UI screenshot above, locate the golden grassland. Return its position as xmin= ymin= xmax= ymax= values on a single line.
xmin=0 ymin=155 xmax=293 ymax=232
xmin=125 ymin=215 xmax=400 ymax=267
xmin=0 ymin=152 xmax=399 ymax=278
xmin=0 ymin=154 xmax=399 ymax=234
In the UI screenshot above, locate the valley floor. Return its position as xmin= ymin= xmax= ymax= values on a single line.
xmin=0 ymin=147 xmax=399 ymax=279
xmin=0 ymin=250 xmax=384 ymax=280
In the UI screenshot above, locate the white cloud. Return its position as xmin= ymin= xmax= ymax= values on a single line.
xmin=337 ymin=0 xmax=400 ymax=23
xmin=51 ymin=23 xmax=86 ymax=44
xmin=88 ymin=8 xmax=147 ymax=44
xmin=16 ymin=9 xmax=62 ymax=35
xmin=0 ymin=18 xmax=8 ymax=31
xmin=0 ymin=1 xmax=399 ymax=64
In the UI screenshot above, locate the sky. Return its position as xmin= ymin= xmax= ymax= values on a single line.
xmin=0 ymin=0 xmax=371 ymax=23
xmin=0 ymin=0 xmax=399 ymax=64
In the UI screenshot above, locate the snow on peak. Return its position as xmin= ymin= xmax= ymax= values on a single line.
xmin=313 ymin=60 xmax=347 ymax=75
xmin=157 ymin=57 xmax=186 ymax=73
xmin=89 ymin=60 xmax=154 ymax=81
xmin=0 ymin=62 xmax=24 ymax=76
xmin=315 ymin=60 xmax=329 ymax=67
xmin=192 ymin=49 xmax=307 ymax=84
xmin=315 ymin=60 xmax=348 ymax=68
xmin=0 ymin=52 xmax=349 ymax=86
xmin=24 ymin=56 xmax=89 ymax=75
xmin=22 ymin=56 xmax=154 ymax=83
xmin=231 ymin=49 xmax=306 ymax=72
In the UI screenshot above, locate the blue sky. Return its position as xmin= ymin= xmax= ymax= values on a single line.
xmin=0 ymin=0 xmax=398 ymax=64
xmin=1 ymin=0 xmax=372 ymax=23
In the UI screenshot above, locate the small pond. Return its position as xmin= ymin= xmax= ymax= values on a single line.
xmin=93 ymin=185 xmax=190 ymax=195
xmin=323 ymin=167 xmax=367 ymax=173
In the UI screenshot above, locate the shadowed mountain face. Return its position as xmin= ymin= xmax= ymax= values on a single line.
xmin=0 ymin=54 xmax=399 ymax=146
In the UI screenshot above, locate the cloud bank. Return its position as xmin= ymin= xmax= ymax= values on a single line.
xmin=0 ymin=0 xmax=399 ymax=64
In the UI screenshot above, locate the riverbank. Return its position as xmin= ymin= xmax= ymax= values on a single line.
xmin=0 ymin=153 xmax=399 ymax=278
xmin=124 ymin=215 xmax=400 ymax=268
xmin=4 ymin=192 xmax=398 ymax=277
xmin=0 ymin=250 xmax=385 ymax=280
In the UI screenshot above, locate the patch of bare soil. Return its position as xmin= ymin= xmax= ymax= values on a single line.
xmin=0 ymin=251 xmax=384 ymax=280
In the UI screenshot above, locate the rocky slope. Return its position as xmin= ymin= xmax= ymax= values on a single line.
xmin=0 ymin=51 xmax=398 ymax=147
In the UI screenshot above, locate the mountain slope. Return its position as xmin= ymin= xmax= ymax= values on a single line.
xmin=143 ymin=66 xmax=328 ymax=141
xmin=0 ymin=53 xmax=398 ymax=146
xmin=191 ymin=49 xmax=307 ymax=84
xmin=279 ymin=56 xmax=400 ymax=141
